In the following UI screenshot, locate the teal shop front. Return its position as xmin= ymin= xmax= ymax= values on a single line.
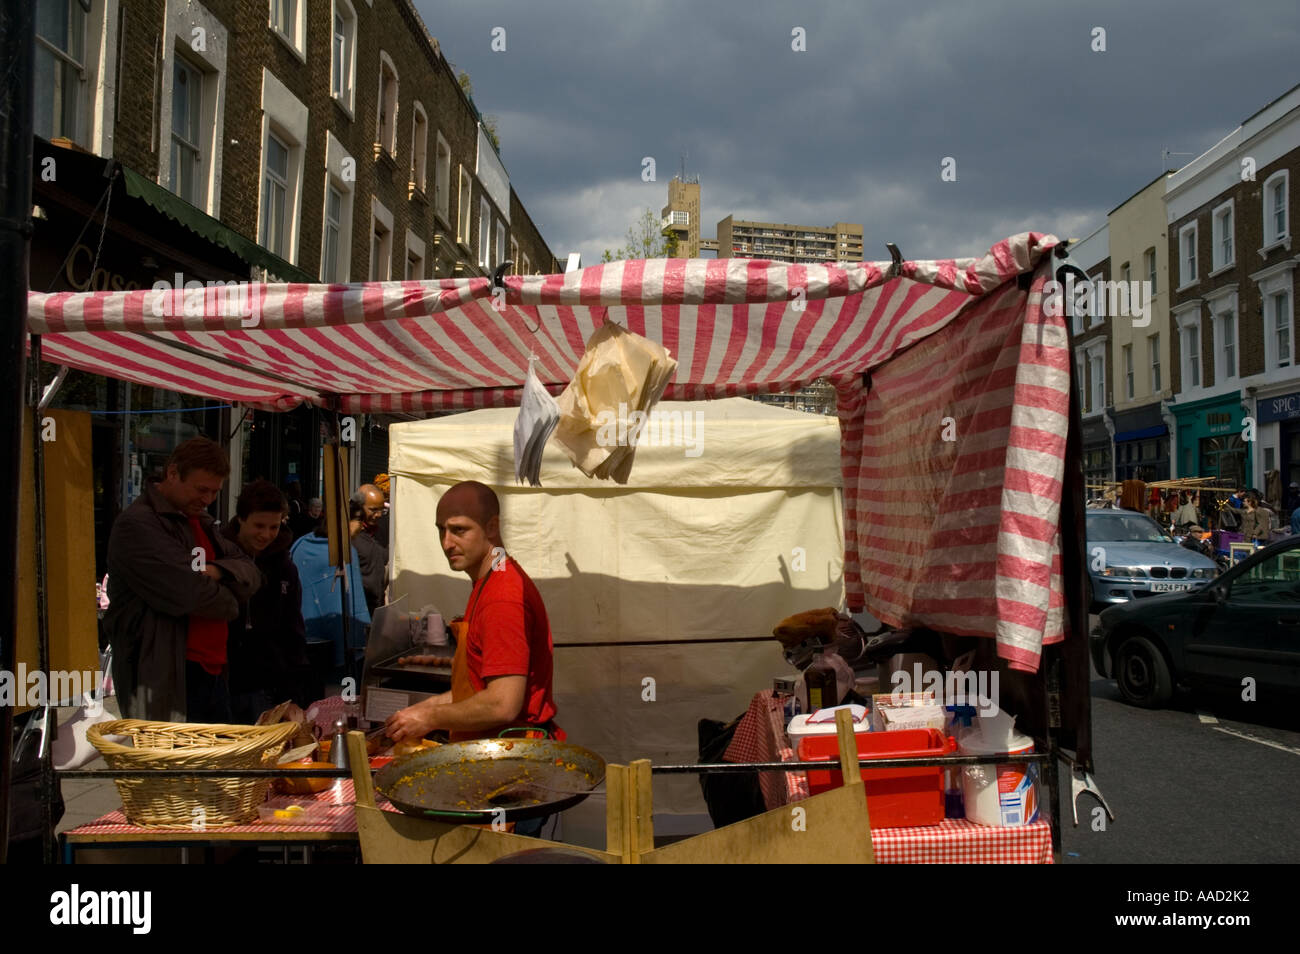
xmin=1171 ymin=393 xmax=1250 ymax=487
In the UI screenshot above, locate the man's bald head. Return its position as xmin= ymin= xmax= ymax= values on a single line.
xmin=352 ymin=484 xmax=387 ymax=527
xmin=437 ymin=481 xmax=500 ymax=536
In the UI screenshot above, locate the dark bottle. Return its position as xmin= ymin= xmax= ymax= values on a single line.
xmin=805 ymin=656 xmax=836 ymax=712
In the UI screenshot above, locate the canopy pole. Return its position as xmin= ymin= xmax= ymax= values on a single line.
xmin=29 ymin=335 xmax=56 ymax=864
xmin=0 ymin=0 xmax=36 ymax=864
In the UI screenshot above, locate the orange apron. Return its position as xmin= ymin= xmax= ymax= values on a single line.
xmin=447 ymin=563 xmax=557 ymax=743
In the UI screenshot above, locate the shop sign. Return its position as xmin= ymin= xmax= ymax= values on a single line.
xmin=65 ymin=242 xmax=145 ymax=292
xmin=1204 ymin=411 xmax=1236 ymax=435
xmin=1257 ymin=392 xmax=1300 ymax=424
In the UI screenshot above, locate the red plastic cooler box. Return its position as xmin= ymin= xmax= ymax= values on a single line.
xmin=797 ymin=728 xmax=955 ymax=828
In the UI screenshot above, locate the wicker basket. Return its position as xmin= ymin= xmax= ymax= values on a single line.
xmin=87 ymin=720 xmax=302 ymax=828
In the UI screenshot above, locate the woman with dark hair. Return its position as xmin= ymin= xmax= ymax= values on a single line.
xmin=222 ymin=479 xmax=315 ymax=722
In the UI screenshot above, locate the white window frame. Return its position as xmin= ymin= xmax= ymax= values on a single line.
xmin=268 ymin=0 xmax=306 ymax=63
xmin=404 ymin=230 xmax=426 ymax=280
xmin=1089 ymin=348 xmax=1105 ymax=413
xmin=510 ymin=237 xmax=520 ymax=275
xmin=34 ymin=0 xmax=89 ymax=146
xmin=434 ymin=132 xmax=451 ymax=226
xmin=1087 ymin=271 xmax=1105 ymax=329
xmin=1149 ymin=332 xmax=1161 ymax=394
xmin=1262 ymin=170 xmax=1290 ymax=251
xmin=457 ymin=166 xmax=473 ymax=246
xmin=1177 ymin=221 xmax=1198 ymax=290
xmin=496 ymin=221 xmax=505 ymax=270
xmin=1271 ymin=290 xmax=1293 ymax=369
xmin=1174 ymin=305 xmax=1203 ymax=393
xmin=157 ymin=2 xmax=227 ymax=217
xmin=256 ymin=68 xmax=308 ymax=265
xmin=1211 ymin=199 xmax=1234 ymax=274
xmin=1145 ymin=248 xmax=1157 ymax=298
xmin=330 ymin=0 xmax=357 ymax=117
xmin=168 ymin=53 xmax=204 ymax=207
xmin=261 ymin=130 xmax=291 ymax=260
xmin=1252 ymin=261 xmax=1298 ymax=374
xmin=479 ymin=198 xmax=491 ymax=268
xmin=370 ymin=197 xmax=394 ymax=281
xmin=321 ymin=132 xmax=355 ymax=282
xmin=521 ymin=253 xmax=530 ymax=276
xmin=375 ymin=51 xmax=399 ymax=157
xmin=1122 ymin=343 xmax=1134 ymax=401
xmin=409 ymin=101 xmax=428 ymax=194
xmin=1075 ymin=352 xmax=1088 ymax=413
xmin=1205 ymin=285 xmax=1238 ymax=385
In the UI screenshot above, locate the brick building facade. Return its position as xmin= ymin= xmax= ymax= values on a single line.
xmin=32 ymin=0 xmax=562 ymax=551
xmin=1165 ymin=84 xmax=1299 ymax=493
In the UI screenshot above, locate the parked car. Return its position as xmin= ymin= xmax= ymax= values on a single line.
xmin=1091 ymin=535 xmax=1300 ymax=707
xmin=1085 ymin=509 xmax=1218 ymax=611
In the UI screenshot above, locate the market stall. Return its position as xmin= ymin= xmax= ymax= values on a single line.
xmin=23 ymin=231 xmax=1094 ymax=862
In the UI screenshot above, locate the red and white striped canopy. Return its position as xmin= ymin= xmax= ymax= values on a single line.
xmin=27 ymin=232 xmax=1071 ymax=670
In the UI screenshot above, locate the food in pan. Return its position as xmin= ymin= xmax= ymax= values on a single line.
xmin=396 ymin=654 xmax=453 ymax=667
xmin=391 ymin=738 xmax=441 ymax=757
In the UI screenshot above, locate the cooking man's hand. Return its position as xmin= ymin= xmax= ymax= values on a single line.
xmin=385 ymin=698 xmax=441 ymax=742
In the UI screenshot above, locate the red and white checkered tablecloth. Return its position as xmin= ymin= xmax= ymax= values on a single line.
xmin=724 ymin=690 xmax=1053 ymax=864
xmin=872 ymin=817 xmax=1053 ymax=864
xmin=723 ymin=690 xmax=808 ymax=807
xmin=63 ymin=781 xmax=402 ymax=837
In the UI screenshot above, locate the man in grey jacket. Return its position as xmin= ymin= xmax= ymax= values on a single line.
xmin=103 ymin=437 xmax=262 ymax=722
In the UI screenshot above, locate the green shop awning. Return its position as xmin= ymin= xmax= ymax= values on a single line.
xmin=120 ymin=165 xmax=314 ymax=283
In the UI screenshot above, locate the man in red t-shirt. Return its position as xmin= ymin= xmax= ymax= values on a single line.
xmin=386 ymin=481 xmax=557 ymax=743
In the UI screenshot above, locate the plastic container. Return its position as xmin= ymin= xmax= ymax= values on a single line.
xmin=787 ymin=707 xmax=871 ymax=748
xmin=798 ymin=728 xmax=955 ymax=828
xmin=958 ymin=721 xmax=1039 ymax=827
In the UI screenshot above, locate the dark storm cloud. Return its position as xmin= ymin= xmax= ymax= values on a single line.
xmin=415 ymin=0 xmax=1300 ymax=265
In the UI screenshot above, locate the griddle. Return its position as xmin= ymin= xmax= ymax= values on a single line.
xmin=368 ymin=649 xmax=452 ymax=681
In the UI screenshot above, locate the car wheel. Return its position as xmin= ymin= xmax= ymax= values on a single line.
xmin=1114 ymin=635 xmax=1173 ymax=708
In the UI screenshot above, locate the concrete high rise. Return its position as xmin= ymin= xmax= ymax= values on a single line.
xmin=661 ymin=176 xmax=701 ymax=256
xmin=717 ymin=217 xmax=864 ymax=265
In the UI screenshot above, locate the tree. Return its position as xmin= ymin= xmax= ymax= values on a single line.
xmin=602 ymin=208 xmax=680 ymax=262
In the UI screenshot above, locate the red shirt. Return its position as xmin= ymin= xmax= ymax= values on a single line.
xmin=463 ymin=558 xmax=557 ymax=730
xmin=186 ymin=516 xmax=229 ymax=674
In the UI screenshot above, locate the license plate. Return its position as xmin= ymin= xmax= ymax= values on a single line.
xmin=1149 ymin=581 xmax=1193 ymax=592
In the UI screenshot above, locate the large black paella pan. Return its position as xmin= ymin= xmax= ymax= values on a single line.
xmin=374 ymin=735 xmax=606 ymax=823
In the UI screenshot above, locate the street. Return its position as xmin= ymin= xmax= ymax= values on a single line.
xmin=1058 ymin=616 xmax=1300 ymax=863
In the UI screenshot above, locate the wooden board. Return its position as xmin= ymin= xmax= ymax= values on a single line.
xmin=639 ymin=782 xmax=875 ymax=864
xmin=16 ymin=408 xmax=100 ymax=713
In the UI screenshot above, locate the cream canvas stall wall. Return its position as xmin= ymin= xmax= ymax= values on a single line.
xmin=388 ymin=399 xmax=845 ymax=818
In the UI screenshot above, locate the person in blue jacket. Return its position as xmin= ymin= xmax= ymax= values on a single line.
xmin=289 ymin=501 xmax=372 ymax=679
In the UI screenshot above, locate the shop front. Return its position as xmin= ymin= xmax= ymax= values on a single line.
xmin=1082 ymin=415 xmax=1113 ymax=496
xmin=1112 ymin=403 xmax=1170 ymax=483
xmin=1171 ymin=392 xmax=1249 ymax=488
xmin=1254 ymin=387 xmax=1300 ymax=498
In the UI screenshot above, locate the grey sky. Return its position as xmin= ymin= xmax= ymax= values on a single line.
xmin=416 ymin=0 xmax=1300 ymax=266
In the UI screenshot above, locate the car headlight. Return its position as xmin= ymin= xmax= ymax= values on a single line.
xmin=1191 ymin=568 xmax=1216 ymax=579
xmin=1102 ymin=566 xmax=1147 ymax=577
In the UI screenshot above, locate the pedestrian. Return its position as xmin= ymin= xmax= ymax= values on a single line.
xmin=290 ymin=511 xmax=371 ymax=679
xmin=371 ymin=473 xmax=392 ymax=549
xmin=1240 ymin=491 xmax=1274 ymax=547
xmin=1172 ymin=491 xmax=1199 ymax=530
xmin=221 ymin=480 xmax=314 ymax=722
xmin=350 ymin=484 xmax=389 ymax=613
xmin=102 ymin=437 xmax=261 ymax=723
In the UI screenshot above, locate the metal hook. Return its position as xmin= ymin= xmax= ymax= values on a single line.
xmin=886 ymin=243 xmax=902 ymax=279
xmin=491 ymin=260 xmax=514 ymax=291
